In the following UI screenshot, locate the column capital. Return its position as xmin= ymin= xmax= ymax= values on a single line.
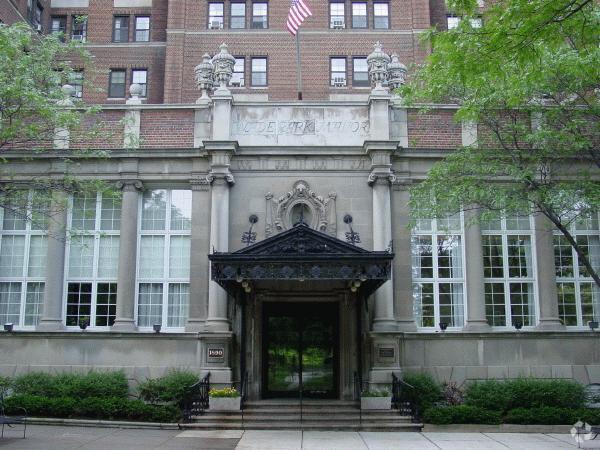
xmin=116 ymin=179 xmax=144 ymax=192
xmin=190 ymin=175 xmax=212 ymax=191
xmin=368 ymin=172 xmax=396 ymax=186
xmin=207 ymin=173 xmax=235 ymax=186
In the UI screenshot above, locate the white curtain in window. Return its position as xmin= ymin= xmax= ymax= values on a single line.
xmin=0 ymin=282 xmax=21 ymax=323
xmin=139 ymin=236 xmax=164 ymax=278
xmin=28 ymin=235 xmax=47 ymax=277
xmin=24 ymin=282 xmax=44 ymax=326
xmin=167 ymin=283 xmax=189 ymax=327
xmin=68 ymin=235 xmax=94 ymax=278
xmin=169 ymin=236 xmax=190 ymax=278
xmin=98 ymin=236 xmax=119 ymax=278
xmin=138 ymin=283 xmax=163 ymax=326
xmin=0 ymin=235 xmax=25 ymax=277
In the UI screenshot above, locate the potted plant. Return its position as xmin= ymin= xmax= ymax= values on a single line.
xmin=209 ymin=387 xmax=240 ymax=411
xmin=361 ymin=389 xmax=392 ymax=410
xmin=79 ymin=317 xmax=89 ymax=330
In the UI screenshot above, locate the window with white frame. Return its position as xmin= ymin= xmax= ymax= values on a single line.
xmin=0 ymin=190 xmax=48 ymax=328
xmin=412 ymin=215 xmax=464 ymax=328
xmin=373 ymin=2 xmax=389 ymax=29
xmin=65 ymin=192 xmax=121 ymax=328
xmin=137 ymin=189 xmax=191 ymax=329
xmin=554 ymin=213 xmax=600 ymax=327
xmin=230 ymin=57 xmax=245 ymax=87
xmin=208 ymin=2 xmax=224 ymax=28
xmin=330 ymin=2 xmax=345 ymax=28
xmin=481 ymin=216 xmax=536 ymax=327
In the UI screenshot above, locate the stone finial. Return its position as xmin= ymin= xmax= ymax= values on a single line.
xmin=195 ymin=53 xmax=214 ymax=101
xmin=129 ymin=83 xmax=143 ymax=98
xmin=211 ymin=43 xmax=235 ymax=94
xmin=387 ymin=53 xmax=407 ymax=91
xmin=366 ymin=41 xmax=391 ymax=92
xmin=57 ymin=84 xmax=75 ymax=106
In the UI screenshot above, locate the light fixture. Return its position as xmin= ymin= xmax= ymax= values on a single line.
xmin=3 ymin=323 xmax=14 ymax=332
xmin=153 ymin=323 xmax=162 ymax=333
xmin=353 ymin=280 xmax=361 ymax=288
xmin=439 ymin=322 xmax=448 ymax=332
xmin=241 ymin=280 xmax=249 ymax=288
xmin=244 ymin=286 xmax=251 ymax=294
xmin=236 ymin=273 xmax=243 ymax=283
xmin=514 ymin=321 xmax=523 ymax=331
xmin=589 ymin=321 xmax=599 ymax=331
xmin=350 ymin=286 xmax=357 ymax=293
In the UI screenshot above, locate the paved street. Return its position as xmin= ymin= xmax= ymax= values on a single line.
xmin=1 ymin=425 xmax=599 ymax=449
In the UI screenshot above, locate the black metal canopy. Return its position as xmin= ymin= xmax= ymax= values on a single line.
xmin=209 ymin=223 xmax=394 ymax=298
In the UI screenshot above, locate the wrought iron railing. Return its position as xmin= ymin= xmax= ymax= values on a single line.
xmin=181 ymin=372 xmax=210 ymax=422
xmin=391 ymin=372 xmax=418 ymax=420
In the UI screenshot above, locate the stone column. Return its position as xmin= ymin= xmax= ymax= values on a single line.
xmin=463 ymin=208 xmax=492 ymax=331
xmin=112 ymin=180 xmax=143 ymax=332
xmin=37 ymin=191 xmax=68 ymax=331
xmin=534 ymin=213 xmax=565 ymax=330
xmin=204 ymin=141 xmax=237 ymax=331
xmin=186 ymin=175 xmax=211 ymax=332
xmin=391 ymin=181 xmax=417 ymax=331
xmin=366 ymin=141 xmax=398 ymax=331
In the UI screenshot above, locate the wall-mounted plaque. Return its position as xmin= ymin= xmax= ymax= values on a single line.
xmin=379 ymin=347 xmax=395 ymax=358
xmin=208 ymin=348 xmax=224 ymax=358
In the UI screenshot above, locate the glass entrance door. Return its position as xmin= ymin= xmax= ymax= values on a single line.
xmin=263 ymin=302 xmax=338 ymax=398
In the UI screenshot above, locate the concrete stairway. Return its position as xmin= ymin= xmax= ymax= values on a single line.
xmin=181 ymin=399 xmax=423 ymax=431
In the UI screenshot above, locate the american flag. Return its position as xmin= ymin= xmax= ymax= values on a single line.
xmin=287 ymin=0 xmax=312 ymax=36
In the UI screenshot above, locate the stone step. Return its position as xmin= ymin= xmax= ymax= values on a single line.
xmin=192 ymin=414 xmax=413 ymax=421
xmin=243 ymin=400 xmax=359 ymax=408
xmin=181 ymin=421 xmax=423 ymax=431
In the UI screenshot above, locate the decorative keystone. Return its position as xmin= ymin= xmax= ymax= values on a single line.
xmin=211 ymin=43 xmax=235 ymax=94
xmin=387 ymin=53 xmax=407 ymax=91
xmin=367 ymin=42 xmax=391 ymax=91
xmin=195 ymin=53 xmax=215 ymax=101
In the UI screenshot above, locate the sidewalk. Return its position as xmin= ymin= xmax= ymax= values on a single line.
xmin=1 ymin=424 xmax=599 ymax=449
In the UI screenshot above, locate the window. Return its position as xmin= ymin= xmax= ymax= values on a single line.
xmin=555 ymin=214 xmax=600 ymax=327
xmin=351 ymin=2 xmax=367 ymax=28
xmin=251 ymin=57 xmax=267 ymax=86
xmin=208 ymin=3 xmax=224 ymax=29
xmin=412 ymin=215 xmax=464 ymax=328
xmin=135 ymin=16 xmax=150 ymax=41
xmin=113 ymin=16 xmax=129 ymax=42
xmin=482 ymin=216 xmax=536 ymax=327
xmin=66 ymin=192 xmax=121 ymax=328
xmin=137 ymin=190 xmax=191 ymax=329
xmin=373 ymin=2 xmax=389 ymax=29
xmin=132 ymin=69 xmax=148 ymax=97
xmin=50 ymin=16 xmax=67 ymax=41
xmin=0 ymin=190 xmax=48 ymax=328
xmin=447 ymin=15 xmax=482 ymax=29
xmin=330 ymin=2 xmax=345 ymax=28
xmin=230 ymin=2 xmax=246 ymax=28
xmin=69 ymin=71 xmax=84 ymax=98
xmin=352 ymin=57 xmax=368 ymax=87
xmin=330 ymin=57 xmax=347 ymax=87
xmin=108 ymin=69 xmax=126 ymax=98
xmin=251 ymin=2 xmax=268 ymax=28
xmin=71 ymin=15 xmax=88 ymax=42
xmin=33 ymin=3 xmax=43 ymax=31
xmin=230 ymin=57 xmax=245 ymax=87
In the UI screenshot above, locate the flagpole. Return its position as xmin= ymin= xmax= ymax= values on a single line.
xmin=296 ymin=29 xmax=302 ymax=100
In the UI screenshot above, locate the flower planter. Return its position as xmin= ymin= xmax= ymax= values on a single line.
xmin=361 ymin=396 xmax=392 ymax=410
xmin=209 ymin=397 xmax=241 ymax=411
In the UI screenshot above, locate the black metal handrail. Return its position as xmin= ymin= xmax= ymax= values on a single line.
xmin=181 ymin=372 xmax=210 ymax=422
xmin=391 ymin=372 xmax=418 ymax=420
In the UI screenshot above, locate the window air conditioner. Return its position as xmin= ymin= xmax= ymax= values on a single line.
xmin=36 ymin=24 xmax=42 ymax=32
xmin=230 ymin=80 xmax=241 ymax=87
xmin=332 ymin=20 xmax=344 ymax=29
xmin=72 ymin=34 xmax=83 ymax=41
xmin=333 ymin=77 xmax=346 ymax=87
xmin=210 ymin=20 xmax=223 ymax=29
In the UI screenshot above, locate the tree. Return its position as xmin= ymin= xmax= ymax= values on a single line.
xmin=399 ymin=0 xmax=600 ymax=288
xmin=0 ymin=22 xmax=110 ymax=230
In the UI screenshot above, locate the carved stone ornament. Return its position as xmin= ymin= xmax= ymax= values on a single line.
xmin=116 ymin=179 xmax=143 ymax=192
xmin=367 ymin=41 xmax=391 ymax=90
xmin=194 ymin=53 xmax=214 ymax=100
xmin=211 ymin=43 xmax=235 ymax=92
xmin=265 ymin=180 xmax=337 ymax=237
xmin=387 ymin=53 xmax=407 ymax=91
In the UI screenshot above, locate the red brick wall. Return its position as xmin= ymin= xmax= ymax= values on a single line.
xmin=407 ymin=109 xmax=461 ymax=148
xmin=71 ymin=110 xmax=125 ymax=149
xmin=139 ymin=109 xmax=194 ymax=148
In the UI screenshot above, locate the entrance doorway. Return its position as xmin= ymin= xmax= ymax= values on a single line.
xmin=262 ymin=302 xmax=339 ymax=399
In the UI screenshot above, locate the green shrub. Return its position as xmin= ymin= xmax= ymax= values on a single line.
xmin=423 ymin=405 xmax=502 ymax=425
xmin=0 ymin=376 xmax=11 ymax=397
xmin=464 ymin=378 xmax=585 ymax=413
xmin=505 ymin=407 xmax=600 ymax=425
xmin=137 ymin=370 xmax=199 ymax=407
xmin=4 ymin=394 xmax=180 ymax=422
xmin=12 ymin=371 xmax=128 ymax=399
xmin=400 ymin=372 xmax=443 ymax=415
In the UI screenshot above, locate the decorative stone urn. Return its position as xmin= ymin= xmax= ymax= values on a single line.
xmin=367 ymin=41 xmax=391 ymax=92
xmin=360 ymin=395 xmax=392 ymax=410
xmin=194 ymin=53 xmax=214 ymax=102
xmin=211 ymin=43 xmax=235 ymax=95
xmin=209 ymin=396 xmax=241 ymax=411
xmin=387 ymin=53 xmax=407 ymax=91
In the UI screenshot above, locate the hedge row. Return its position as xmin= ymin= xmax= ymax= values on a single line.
xmin=4 ymin=394 xmax=181 ymax=423
xmin=11 ymin=372 xmax=129 ymax=399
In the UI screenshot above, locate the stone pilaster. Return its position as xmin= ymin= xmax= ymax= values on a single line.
xmin=186 ymin=175 xmax=212 ymax=332
xmin=463 ymin=208 xmax=492 ymax=331
xmin=534 ymin=213 xmax=565 ymax=330
xmin=366 ymin=141 xmax=398 ymax=331
xmin=37 ymin=191 xmax=68 ymax=331
xmin=391 ymin=180 xmax=417 ymax=331
xmin=112 ymin=179 xmax=143 ymax=332
xmin=204 ymin=141 xmax=237 ymax=332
